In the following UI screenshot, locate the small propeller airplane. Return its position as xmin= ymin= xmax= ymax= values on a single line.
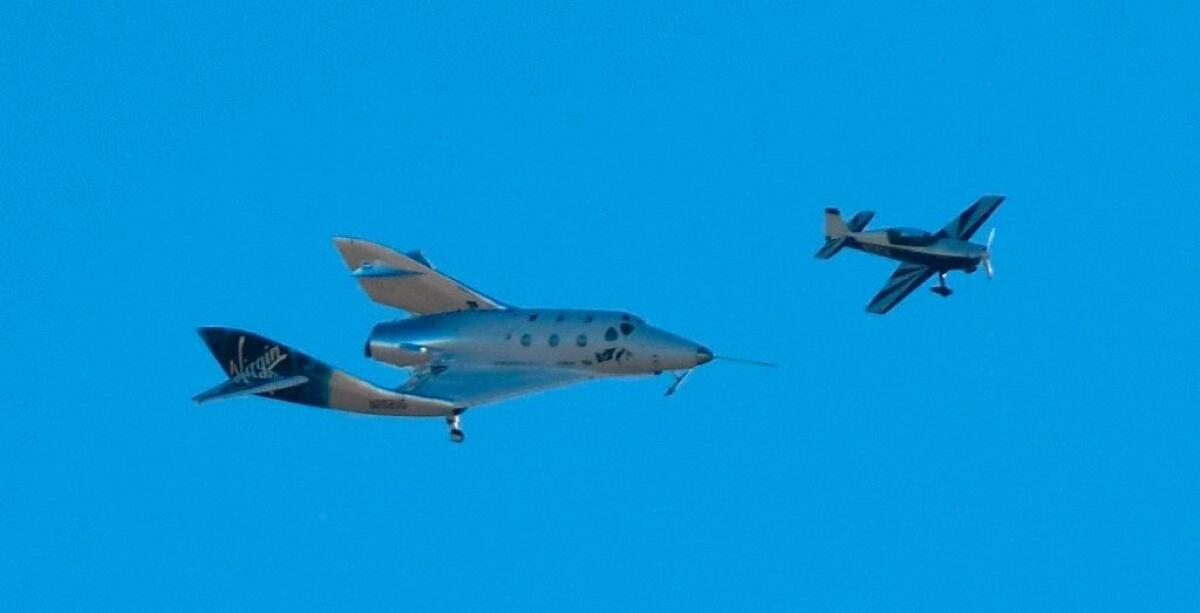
xmin=194 ymin=238 xmax=772 ymax=442
xmin=815 ymin=195 xmax=1005 ymax=314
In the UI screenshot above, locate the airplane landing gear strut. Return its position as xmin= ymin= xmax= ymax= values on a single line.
xmin=447 ymin=409 xmax=465 ymax=443
xmin=931 ymin=272 xmax=953 ymax=297
xmin=664 ymin=369 xmax=692 ymax=397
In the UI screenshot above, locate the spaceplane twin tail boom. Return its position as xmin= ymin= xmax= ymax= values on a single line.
xmin=195 ymin=237 xmax=770 ymax=442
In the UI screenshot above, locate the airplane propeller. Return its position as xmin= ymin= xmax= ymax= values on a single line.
xmin=982 ymin=227 xmax=996 ymax=279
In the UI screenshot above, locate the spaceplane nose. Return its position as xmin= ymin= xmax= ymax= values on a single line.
xmin=696 ymin=346 xmax=714 ymax=366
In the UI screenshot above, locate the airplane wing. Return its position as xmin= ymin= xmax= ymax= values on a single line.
xmin=866 ymin=262 xmax=937 ymax=314
xmin=400 ymin=363 xmax=598 ymax=408
xmin=333 ymin=237 xmax=506 ymax=314
xmin=936 ymin=195 xmax=1005 ymax=241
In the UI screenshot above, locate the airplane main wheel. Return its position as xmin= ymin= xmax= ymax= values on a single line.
xmin=931 ymin=286 xmax=953 ymax=297
xmin=450 ymin=429 xmax=465 ymax=443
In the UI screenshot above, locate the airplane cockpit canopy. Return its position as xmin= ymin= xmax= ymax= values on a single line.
xmin=887 ymin=228 xmax=937 ymax=247
xmin=619 ymin=313 xmax=645 ymax=324
xmin=618 ymin=312 xmax=644 ymax=336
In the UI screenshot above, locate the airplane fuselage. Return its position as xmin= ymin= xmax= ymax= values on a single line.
xmin=198 ymin=236 xmax=732 ymax=442
xmin=366 ymin=308 xmax=712 ymax=376
xmin=844 ymin=229 xmax=986 ymax=272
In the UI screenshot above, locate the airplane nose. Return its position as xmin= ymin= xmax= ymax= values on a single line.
xmin=696 ymin=346 xmax=714 ymax=365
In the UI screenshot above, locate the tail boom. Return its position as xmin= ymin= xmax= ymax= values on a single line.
xmin=195 ymin=327 xmax=456 ymax=417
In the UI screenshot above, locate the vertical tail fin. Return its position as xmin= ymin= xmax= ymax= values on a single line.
xmin=816 ymin=208 xmax=851 ymax=259
xmin=817 ymin=207 xmax=875 ymax=259
xmin=194 ymin=327 xmax=456 ymax=416
xmin=194 ymin=327 xmax=334 ymax=406
xmin=824 ymin=208 xmax=850 ymax=238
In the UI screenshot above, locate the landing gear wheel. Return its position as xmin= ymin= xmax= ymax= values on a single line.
xmin=446 ymin=410 xmax=466 ymax=443
xmin=931 ymin=271 xmax=953 ymax=297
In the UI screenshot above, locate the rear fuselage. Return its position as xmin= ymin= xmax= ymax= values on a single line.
xmin=845 ymin=229 xmax=986 ymax=271
xmin=366 ymin=308 xmax=711 ymax=376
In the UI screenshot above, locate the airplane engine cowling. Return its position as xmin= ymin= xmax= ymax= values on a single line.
xmin=364 ymin=334 xmax=433 ymax=368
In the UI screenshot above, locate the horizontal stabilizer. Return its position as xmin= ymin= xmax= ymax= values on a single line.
xmin=193 ymin=375 xmax=309 ymax=404
xmin=814 ymin=237 xmax=849 ymax=259
xmin=847 ymin=211 xmax=875 ymax=232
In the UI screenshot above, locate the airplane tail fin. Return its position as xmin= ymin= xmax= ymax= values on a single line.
xmin=816 ymin=207 xmax=876 ymax=259
xmin=824 ymin=208 xmax=850 ymax=238
xmin=193 ymin=327 xmax=456 ymax=416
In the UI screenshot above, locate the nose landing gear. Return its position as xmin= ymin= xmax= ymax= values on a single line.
xmin=664 ymin=369 xmax=692 ymax=397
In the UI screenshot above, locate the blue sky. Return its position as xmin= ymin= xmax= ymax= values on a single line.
xmin=2 ymin=2 xmax=1197 ymax=610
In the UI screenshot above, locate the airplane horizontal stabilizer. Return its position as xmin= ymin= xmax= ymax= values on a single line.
xmin=193 ymin=374 xmax=309 ymax=404
xmin=847 ymin=211 xmax=875 ymax=232
xmin=814 ymin=237 xmax=849 ymax=259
